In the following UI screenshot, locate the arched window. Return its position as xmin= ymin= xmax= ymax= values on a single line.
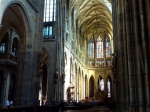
xmin=107 ymin=78 xmax=111 ymax=97
xmin=12 ymin=37 xmax=19 ymax=56
xmin=43 ymin=0 xmax=56 ymax=22
xmin=0 ymin=33 xmax=9 ymax=54
xmin=105 ymin=36 xmax=111 ymax=57
xmin=88 ymin=34 xmax=112 ymax=67
xmin=43 ymin=26 xmax=53 ymax=38
xmin=88 ymin=37 xmax=94 ymax=58
xmin=99 ymin=78 xmax=104 ymax=91
xmin=89 ymin=76 xmax=94 ymax=97
xmin=0 ymin=43 xmax=5 ymax=54
xmin=97 ymin=35 xmax=103 ymax=58
xmin=43 ymin=0 xmax=56 ymax=39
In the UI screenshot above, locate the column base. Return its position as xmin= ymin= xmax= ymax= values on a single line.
xmin=139 ymin=106 xmax=146 ymax=112
xmin=129 ymin=106 xmax=138 ymax=112
xmin=129 ymin=105 xmax=148 ymax=112
xmin=146 ymin=105 xmax=150 ymax=112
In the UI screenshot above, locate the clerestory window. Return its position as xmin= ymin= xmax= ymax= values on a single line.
xmin=97 ymin=35 xmax=103 ymax=58
xmin=43 ymin=0 xmax=56 ymax=39
xmin=43 ymin=26 xmax=53 ymax=39
xmin=105 ymin=36 xmax=111 ymax=57
xmin=43 ymin=0 xmax=56 ymax=22
xmin=88 ymin=37 xmax=94 ymax=58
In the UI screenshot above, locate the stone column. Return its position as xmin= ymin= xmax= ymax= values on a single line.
xmin=56 ymin=0 xmax=63 ymax=102
xmin=21 ymin=45 xmax=33 ymax=106
xmin=114 ymin=0 xmax=129 ymax=111
xmin=1 ymin=72 xmax=9 ymax=107
xmin=112 ymin=0 xmax=118 ymax=104
xmin=131 ymin=1 xmax=146 ymax=111
xmin=75 ymin=70 xmax=77 ymax=101
xmin=77 ymin=71 xmax=79 ymax=101
xmin=124 ymin=1 xmax=138 ymax=111
xmin=138 ymin=0 xmax=150 ymax=111
xmin=144 ymin=1 xmax=150 ymax=111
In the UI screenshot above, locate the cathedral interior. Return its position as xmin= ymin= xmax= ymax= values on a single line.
xmin=0 ymin=0 xmax=150 ymax=112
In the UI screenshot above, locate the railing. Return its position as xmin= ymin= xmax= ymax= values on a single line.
xmin=0 ymin=54 xmax=17 ymax=64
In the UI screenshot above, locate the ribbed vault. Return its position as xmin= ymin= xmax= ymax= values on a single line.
xmin=71 ymin=0 xmax=112 ymax=40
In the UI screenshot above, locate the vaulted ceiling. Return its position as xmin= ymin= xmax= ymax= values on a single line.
xmin=71 ymin=0 xmax=112 ymax=40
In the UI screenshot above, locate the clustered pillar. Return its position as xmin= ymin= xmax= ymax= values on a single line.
xmin=113 ymin=0 xmax=150 ymax=111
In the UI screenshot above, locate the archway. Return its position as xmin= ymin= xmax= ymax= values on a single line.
xmin=38 ymin=48 xmax=49 ymax=105
xmin=89 ymin=76 xmax=94 ymax=98
xmin=0 ymin=3 xmax=30 ymax=106
xmin=107 ymin=75 xmax=112 ymax=100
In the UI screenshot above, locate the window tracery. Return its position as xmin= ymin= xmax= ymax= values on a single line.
xmin=105 ymin=36 xmax=111 ymax=57
xmin=88 ymin=34 xmax=112 ymax=67
xmin=97 ymin=36 xmax=103 ymax=58
xmin=88 ymin=37 xmax=94 ymax=58
xmin=43 ymin=0 xmax=56 ymax=22
xmin=43 ymin=0 xmax=56 ymax=39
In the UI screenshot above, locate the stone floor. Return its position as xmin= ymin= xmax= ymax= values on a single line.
xmin=62 ymin=106 xmax=115 ymax=112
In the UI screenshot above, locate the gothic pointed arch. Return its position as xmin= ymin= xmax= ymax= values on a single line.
xmin=0 ymin=32 xmax=9 ymax=54
xmin=98 ymin=76 xmax=104 ymax=92
xmin=0 ymin=2 xmax=35 ymax=106
xmin=89 ymin=76 xmax=95 ymax=98
xmin=38 ymin=48 xmax=49 ymax=103
xmin=107 ymin=75 xmax=112 ymax=98
xmin=1 ymin=2 xmax=31 ymax=46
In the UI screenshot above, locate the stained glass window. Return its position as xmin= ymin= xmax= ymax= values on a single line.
xmin=43 ymin=26 xmax=53 ymax=39
xmin=43 ymin=0 xmax=56 ymax=22
xmin=106 ymin=60 xmax=112 ymax=66
xmin=89 ymin=60 xmax=94 ymax=66
xmin=97 ymin=60 xmax=104 ymax=66
xmin=107 ymin=79 xmax=111 ymax=97
xmin=88 ymin=37 xmax=94 ymax=58
xmin=97 ymin=35 xmax=103 ymax=58
xmin=105 ymin=36 xmax=111 ymax=57
xmin=0 ymin=43 xmax=5 ymax=54
xmin=99 ymin=78 xmax=104 ymax=91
